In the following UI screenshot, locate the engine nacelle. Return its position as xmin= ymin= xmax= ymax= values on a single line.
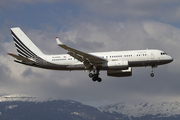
xmin=107 ymin=67 xmax=132 ymax=77
xmin=103 ymin=60 xmax=129 ymax=70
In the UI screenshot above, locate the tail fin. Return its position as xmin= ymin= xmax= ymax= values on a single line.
xmin=10 ymin=27 xmax=44 ymax=58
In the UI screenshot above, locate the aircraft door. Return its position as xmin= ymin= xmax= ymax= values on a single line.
xmin=150 ymin=51 xmax=155 ymax=59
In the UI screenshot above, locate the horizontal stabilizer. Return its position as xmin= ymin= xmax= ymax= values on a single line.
xmin=7 ymin=53 xmax=35 ymax=62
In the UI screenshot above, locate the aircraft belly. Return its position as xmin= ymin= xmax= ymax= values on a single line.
xmin=129 ymin=61 xmax=150 ymax=67
xmin=129 ymin=60 xmax=168 ymax=67
xmin=66 ymin=64 xmax=85 ymax=70
xmin=18 ymin=58 xmax=170 ymax=71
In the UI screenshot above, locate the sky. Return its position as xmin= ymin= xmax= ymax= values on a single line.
xmin=0 ymin=0 xmax=180 ymax=107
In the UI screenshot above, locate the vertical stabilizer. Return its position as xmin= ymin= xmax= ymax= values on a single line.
xmin=10 ymin=27 xmax=44 ymax=58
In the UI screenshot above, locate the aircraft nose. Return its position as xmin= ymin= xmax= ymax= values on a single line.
xmin=168 ymin=56 xmax=173 ymax=63
xmin=170 ymin=57 xmax=173 ymax=62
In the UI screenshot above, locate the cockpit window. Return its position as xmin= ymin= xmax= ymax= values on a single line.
xmin=161 ymin=52 xmax=167 ymax=55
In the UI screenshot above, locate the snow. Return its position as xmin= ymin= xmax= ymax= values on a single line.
xmin=71 ymin=112 xmax=80 ymax=116
xmin=99 ymin=102 xmax=180 ymax=118
xmin=5 ymin=105 xmax=18 ymax=110
xmin=71 ymin=112 xmax=85 ymax=117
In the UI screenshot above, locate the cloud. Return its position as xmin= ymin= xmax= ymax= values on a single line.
xmin=2 ymin=0 xmax=180 ymax=23
xmin=0 ymin=0 xmax=64 ymax=13
xmin=1 ymin=0 xmax=63 ymax=4
xmin=75 ymin=0 xmax=180 ymax=22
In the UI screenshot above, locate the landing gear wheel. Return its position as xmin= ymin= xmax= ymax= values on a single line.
xmin=89 ymin=73 xmax=94 ymax=78
xmin=97 ymin=78 xmax=102 ymax=82
xmin=92 ymin=74 xmax=98 ymax=82
xmin=150 ymin=73 xmax=154 ymax=77
xmin=92 ymin=77 xmax=96 ymax=82
xmin=92 ymin=77 xmax=102 ymax=82
xmin=94 ymin=74 xmax=98 ymax=78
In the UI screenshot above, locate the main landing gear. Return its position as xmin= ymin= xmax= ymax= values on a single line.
xmin=89 ymin=66 xmax=102 ymax=82
xmin=89 ymin=73 xmax=102 ymax=82
xmin=150 ymin=65 xmax=157 ymax=77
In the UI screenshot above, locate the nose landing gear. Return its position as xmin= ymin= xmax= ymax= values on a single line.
xmin=150 ymin=73 xmax=154 ymax=77
xmin=150 ymin=65 xmax=157 ymax=77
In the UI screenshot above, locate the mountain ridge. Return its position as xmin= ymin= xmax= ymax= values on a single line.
xmin=1 ymin=94 xmax=180 ymax=120
xmin=99 ymin=102 xmax=180 ymax=118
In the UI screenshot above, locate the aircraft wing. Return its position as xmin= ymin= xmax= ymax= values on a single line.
xmin=7 ymin=53 xmax=35 ymax=62
xmin=56 ymin=37 xmax=107 ymax=68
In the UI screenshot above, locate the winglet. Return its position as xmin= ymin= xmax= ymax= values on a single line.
xmin=56 ymin=37 xmax=63 ymax=45
xmin=7 ymin=53 xmax=12 ymax=55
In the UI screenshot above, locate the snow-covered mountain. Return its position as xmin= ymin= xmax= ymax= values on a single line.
xmin=0 ymin=94 xmax=126 ymax=120
xmin=1 ymin=94 xmax=180 ymax=120
xmin=99 ymin=102 xmax=180 ymax=118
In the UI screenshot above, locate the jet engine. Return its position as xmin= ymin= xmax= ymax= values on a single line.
xmin=107 ymin=67 xmax=132 ymax=77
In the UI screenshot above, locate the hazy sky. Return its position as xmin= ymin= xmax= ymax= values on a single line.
xmin=0 ymin=0 xmax=180 ymax=107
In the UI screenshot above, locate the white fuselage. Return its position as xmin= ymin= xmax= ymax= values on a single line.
xmin=38 ymin=49 xmax=173 ymax=71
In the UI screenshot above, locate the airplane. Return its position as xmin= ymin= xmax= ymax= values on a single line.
xmin=8 ymin=27 xmax=173 ymax=82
